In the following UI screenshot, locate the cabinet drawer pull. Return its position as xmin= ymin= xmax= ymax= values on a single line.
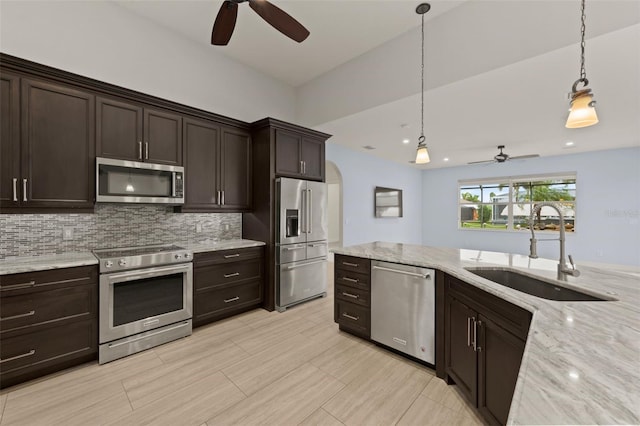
xmin=22 ymin=179 xmax=27 ymax=202
xmin=0 ymin=310 xmax=36 ymax=321
xmin=12 ymin=177 xmax=18 ymax=201
xmin=342 ymin=262 xmax=359 ymax=268
xmin=342 ymin=277 xmax=359 ymax=283
xmin=224 ymin=296 xmax=240 ymax=303
xmin=342 ymin=292 xmax=359 ymax=299
xmin=224 ymin=254 xmax=240 ymax=259
xmin=0 ymin=349 xmax=35 ymax=364
xmin=342 ymin=313 xmax=359 ymax=321
xmin=224 ymin=272 xmax=240 ymax=278
xmin=1 ymin=281 xmax=36 ymax=291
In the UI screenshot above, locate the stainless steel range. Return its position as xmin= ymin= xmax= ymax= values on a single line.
xmin=93 ymin=244 xmax=193 ymax=364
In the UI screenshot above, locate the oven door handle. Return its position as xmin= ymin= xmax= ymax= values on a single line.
xmin=103 ymin=263 xmax=192 ymax=282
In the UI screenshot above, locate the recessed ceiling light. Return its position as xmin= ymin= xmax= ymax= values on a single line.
xmin=443 ymin=157 xmax=449 ymax=162
xmin=565 ymin=141 xmax=575 ymax=147
xmin=402 ymin=139 xmax=410 ymax=144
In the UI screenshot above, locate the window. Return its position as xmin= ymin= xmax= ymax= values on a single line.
xmin=458 ymin=173 xmax=576 ymax=232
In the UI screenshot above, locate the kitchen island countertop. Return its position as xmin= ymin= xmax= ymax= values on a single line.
xmin=332 ymin=242 xmax=640 ymax=425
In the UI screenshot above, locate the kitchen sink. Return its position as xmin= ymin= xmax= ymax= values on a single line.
xmin=464 ymin=267 xmax=609 ymax=301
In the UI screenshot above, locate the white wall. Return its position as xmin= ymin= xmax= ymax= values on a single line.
xmin=0 ymin=1 xmax=295 ymax=123
xmin=326 ymin=142 xmax=423 ymax=247
xmin=421 ymin=147 xmax=640 ymax=266
xmin=327 ymin=183 xmax=341 ymax=244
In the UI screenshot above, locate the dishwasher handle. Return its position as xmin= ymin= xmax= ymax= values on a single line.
xmin=372 ymin=265 xmax=430 ymax=279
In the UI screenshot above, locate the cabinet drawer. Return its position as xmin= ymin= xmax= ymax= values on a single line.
xmin=194 ymin=259 xmax=262 ymax=291
xmin=335 ymin=284 xmax=370 ymax=307
xmin=0 ymin=266 xmax=97 ymax=295
xmin=335 ymin=255 xmax=370 ymax=274
xmin=0 ymin=284 xmax=96 ymax=333
xmin=0 ymin=319 xmax=96 ymax=378
xmin=335 ymin=269 xmax=370 ymax=290
xmin=195 ymin=281 xmax=262 ymax=320
xmin=194 ymin=247 xmax=263 ymax=267
xmin=336 ymin=300 xmax=370 ymax=338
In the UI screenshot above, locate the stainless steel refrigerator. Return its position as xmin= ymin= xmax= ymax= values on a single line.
xmin=276 ymin=177 xmax=328 ymax=311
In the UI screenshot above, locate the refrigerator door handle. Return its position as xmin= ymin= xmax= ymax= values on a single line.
xmin=301 ymin=188 xmax=307 ymax=234
xmin=308 ymin=189 xmax=313 ymax=234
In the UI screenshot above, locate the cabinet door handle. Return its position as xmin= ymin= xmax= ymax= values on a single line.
xmin=342 ymin=292 xmax=359 ymax=299
xmin=224 ymin=296 xmax=240 ymax=303
xmin=467 ymin=317 xmax=472 ymax=347
xmin=0 ymin=310 xmax=36 ymax=321
xmin=145 ymin=142 xmax=149 ymax=160
xmin=471 ymin=317 xmax=478 ymax=352
xmin=342 ymin=313 xmax=359 ymax=321
xmin=475 ymin=320 xmax=482 ymax=352
xmin=224 ymin=272 xmax=240 ymax=278
xmin=217 ymin=190 xmax=221 ymax=205
xmin=342 ymin=277 xmax=359 ymax=283
xmin=1 ymin=280 xmax=36 ymax=291
xmin=300 ymin=160 xmax=304 ymax=174
xmin=0 ymin=349 xmax=35 ymax=364
xmin=221 ymin=190 xmax=225 ymax=206
xmin=12 ymin=177 xmax=18 ymax=201
xmin=342 ymin=262 xmax=359 ymax=268
xmin=224 ymin=254 xmax=240 ymax=258
xmin=138 ymin=141 xmax=143 ymax=160
xmin=22 ymin=179 xmax=27 ymax=202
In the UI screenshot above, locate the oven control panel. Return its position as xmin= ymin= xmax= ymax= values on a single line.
xmin=94 ymin=245 xmax=193 ymax=273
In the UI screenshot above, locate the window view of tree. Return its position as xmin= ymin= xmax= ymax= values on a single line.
xmin=459 ymin=176 xmax=576 ymax=233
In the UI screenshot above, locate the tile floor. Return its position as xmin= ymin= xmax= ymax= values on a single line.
xmin=0 ymin=263 xmax=486 ymax=426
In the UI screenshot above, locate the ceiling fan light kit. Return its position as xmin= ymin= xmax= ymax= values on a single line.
xmin=415 ymin=2 xmax=431 ymax=165
xmin=211 ymin=0 xmax=309 ymax=46
xmin=565 ymin=0 xmax=599 ymax=129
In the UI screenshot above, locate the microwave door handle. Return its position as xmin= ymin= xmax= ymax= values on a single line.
xmin=171 ymin=172 xmax=176 ymax=197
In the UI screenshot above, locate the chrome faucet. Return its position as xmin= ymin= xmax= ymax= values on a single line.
xmin=529 ymin=202 xmax=580 ymax=280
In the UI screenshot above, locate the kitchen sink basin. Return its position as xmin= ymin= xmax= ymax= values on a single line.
xmin=464 ymin=268 xmax=608 ymax=301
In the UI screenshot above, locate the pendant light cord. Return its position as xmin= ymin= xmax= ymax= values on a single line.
xmin=579 ymin=0 xmax=587 ymax=82
xmin=420 ymin=12 xmax=425 ymax=142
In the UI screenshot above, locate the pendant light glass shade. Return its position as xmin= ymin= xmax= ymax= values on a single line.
xmin=416 ymin=144 xmax=430 ymax=164
xmin=566 ymin=90 xmax=598 ymax=128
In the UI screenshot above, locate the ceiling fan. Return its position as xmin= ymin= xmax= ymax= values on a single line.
xmin=468 ymin=145 xmax=540 ymax=164
xmin=211 ymin=0 xmax=310 ymax=46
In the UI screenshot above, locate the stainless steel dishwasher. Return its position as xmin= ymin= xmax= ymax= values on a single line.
xmin=371 ymin=260 xmax=435 ymax=364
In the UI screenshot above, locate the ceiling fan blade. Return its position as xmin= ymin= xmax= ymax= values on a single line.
xmin=467 ymin=159 xmax=496 ymax=165
xmin=509 ymin=154 xmax=540 ymax=160
xmin=211 ymin=1 xmax=238 ymax=46
xmin=249 ymin=0 xmax=310 ymax=43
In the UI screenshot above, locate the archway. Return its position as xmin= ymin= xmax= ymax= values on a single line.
xmin=325 ymin=160 xmax=343 ymax=260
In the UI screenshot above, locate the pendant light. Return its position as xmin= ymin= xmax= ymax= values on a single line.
xmin=566 ymin=0 xmax=598 ymax=128
xmin=415 ymin=3 xmax=431 ymax=164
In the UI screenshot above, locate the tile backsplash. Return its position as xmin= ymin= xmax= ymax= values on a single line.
xmin=0 ymin=205 xmax=241 ymax=258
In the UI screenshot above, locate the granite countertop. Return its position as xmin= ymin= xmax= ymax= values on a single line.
xmin=0 ymin=239 xmax=265 ymax=276
xmin=0 ymin=252 xmax=99 ymax=275
xmin=332 ymin=242 xmax=640 ymax=425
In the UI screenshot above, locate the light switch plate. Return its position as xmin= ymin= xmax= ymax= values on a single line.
xmin=62 ymin=227 xmax=74 ymax=240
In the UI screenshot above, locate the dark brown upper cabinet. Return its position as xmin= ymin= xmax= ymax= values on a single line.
xmin=180 ymin=117 xmax=251 ymax=212
xmin=1 ymin=74 xmax=95 ymax=212
xmin=275 ymin=129 xmax=325 ymax=181
xmin=96 ymin=96 xmax=182 ymax=166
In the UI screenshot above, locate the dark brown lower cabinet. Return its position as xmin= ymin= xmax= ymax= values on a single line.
xmin=193 ymin=247 xmax=264 ymax=327
xmin=445 ymin=274 xmax=531 ymax=426
xmin=333 ymin=254 xmax=371 ymax=339
xmin=0 ymin=266 xmax=98 ymax=389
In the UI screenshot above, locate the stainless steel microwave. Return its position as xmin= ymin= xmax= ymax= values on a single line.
xmin=96 ymin=157 xmax=184 ymax=204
